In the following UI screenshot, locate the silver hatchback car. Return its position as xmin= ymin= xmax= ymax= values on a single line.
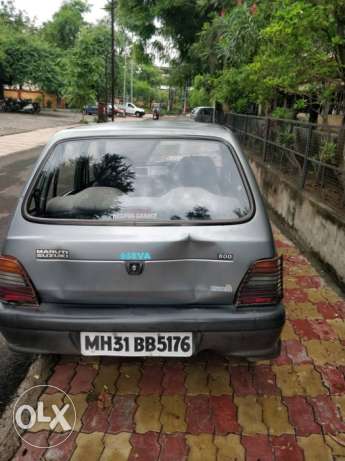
xmin=0 ymin=121 xmax=284 ymax=359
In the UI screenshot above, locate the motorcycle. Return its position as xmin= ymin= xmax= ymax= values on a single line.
xmin=2 ymin=98 xmax=41 ymax=114
xmin=152 ymin=104 xmax=161 ymax=120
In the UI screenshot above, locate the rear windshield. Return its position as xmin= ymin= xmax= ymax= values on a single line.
xmin=26 ymin=138 xmax=252 ymax=223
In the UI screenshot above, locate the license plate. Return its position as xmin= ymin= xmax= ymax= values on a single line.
xmin=80 ymin=332 xmax=193 ymax=357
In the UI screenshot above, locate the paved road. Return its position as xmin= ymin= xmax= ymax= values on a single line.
xmin=0 ymin=110 xmax=81 ymax=137
xmin=0 ymin=148 xmax=41 ymax=249
xmin=0 ymin=110 xmax=153 ymax=137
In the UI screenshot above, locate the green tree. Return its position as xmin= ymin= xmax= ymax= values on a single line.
xmin=117 ymin=0 xmax=212 ymax=59
xmin=135 ymin=63 xmax=161 ymax=89
xmin=63 ymin=23 xmax=110 ymax=109
xmin=251 ymin=1 xmax=337 ymax=111
xmin=187 ymin=2 xmax=266 ymax=112
xmin=43 ymin=0 xmax=90 ymax=49
xmin=0 ymin=1 xmax=63 ymax=98
xmin=0 ymin=0 xmax=30 ymax=28
xmin=133 ymin=80 xmax=155 ymax=105
xmin=131 ymin=63 xmax=164 ymax=106
xmin=189 ymin=75 xmax=211 ymax=107
xmin=185 ymin=0 xmax=345 ymax=119
xmin=2 ymin=34 xmax=62 ymax=93
xmin=0 ymin=0 xmax=32 ymax=97
xmin=116 ymin=0 xmax=229 ymax=108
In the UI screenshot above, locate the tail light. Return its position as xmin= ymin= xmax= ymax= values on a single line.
xmin=0 ymin=256 xmax=39 ymax=306
xmin=235 ymin=256 xmax=283 ymax=306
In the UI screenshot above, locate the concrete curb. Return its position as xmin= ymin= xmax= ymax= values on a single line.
xmin=0 ymin=355 xmax=56 ymax=461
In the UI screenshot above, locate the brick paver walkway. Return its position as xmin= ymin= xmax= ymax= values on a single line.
xmin=0 ymin=115 xmax=150 ymax=158
xmin=13 ymin=227 xmax=345 ymax=461
xmin=0 ymin=126 xmax=76 ymax=158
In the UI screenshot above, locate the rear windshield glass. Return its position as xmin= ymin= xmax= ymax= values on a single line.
xmin=26 ymin=138 xmax=251 ymax=223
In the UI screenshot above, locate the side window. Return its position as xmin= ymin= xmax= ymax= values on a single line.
xmin=43 ymin=161 xmax=75 ymax=205
xmin=56 ymin=160 xmax=76 ymax=196
xmin=46 ymin=171 xmax=57 ymax=202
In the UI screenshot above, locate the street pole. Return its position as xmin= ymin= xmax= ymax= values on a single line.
xmin=168 ymin=86 xmax=171 ymax=112
xmin=123 ymin=51 xmax=127 ymax=107
xmin=130 ymin=59 xmax=134 ymax=103
xmin=183 ymin=81 xmax=188 ymax=114
xmin=105 ymin=53 xmax=108 ymax=107
xmin=111 ymin=0 xmax=115 ymax=122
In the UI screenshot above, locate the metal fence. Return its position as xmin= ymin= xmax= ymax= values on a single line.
xmin=219 ymin=113 xmax=345 ymax=210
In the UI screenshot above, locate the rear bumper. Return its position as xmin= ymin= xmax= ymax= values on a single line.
xmin=0 ymin=302 xmax=285 ymax=358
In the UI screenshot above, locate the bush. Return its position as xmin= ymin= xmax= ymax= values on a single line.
xmin=320 ymin=139 xmax=337 ymax=164
xmin=189 ymin=74 xmax=212 ymax=108
xmin=277 ymin=128 xmax=294 ymax=147
xmin=166 ymin=103 xmax=183 ymax=114
xmin=189 ymin=87 xmax=210 ymax=108
xmin=271 ymin=107 xmax=294 ymax=119
xmin=293 ymin=99 xmax=306 ymax=111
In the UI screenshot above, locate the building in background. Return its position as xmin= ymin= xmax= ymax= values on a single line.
xmin=4 ymin=84 xmax=65 ymax=109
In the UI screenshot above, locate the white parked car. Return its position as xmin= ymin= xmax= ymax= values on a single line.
xmin=191 ymin=107 xmax=215 ymax=122
xmin=124 ymin=102 xmax=145 ymax=117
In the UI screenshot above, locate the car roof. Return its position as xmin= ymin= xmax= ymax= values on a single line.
xmin=50 ymin=120 xmax=235 ymax=144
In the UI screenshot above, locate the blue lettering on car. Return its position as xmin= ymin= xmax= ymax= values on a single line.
xmin=120 ymin=252 xmax=152 ymax=261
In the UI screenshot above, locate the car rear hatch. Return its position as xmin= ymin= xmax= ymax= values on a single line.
xmin=3 ymin=135 xmax=277 ymax=307
xmin=4 ymin=223 xmax=275 ymax=305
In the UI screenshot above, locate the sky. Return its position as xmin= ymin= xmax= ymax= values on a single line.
xmin=14 ymin=0 xmax=106 ymax=24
